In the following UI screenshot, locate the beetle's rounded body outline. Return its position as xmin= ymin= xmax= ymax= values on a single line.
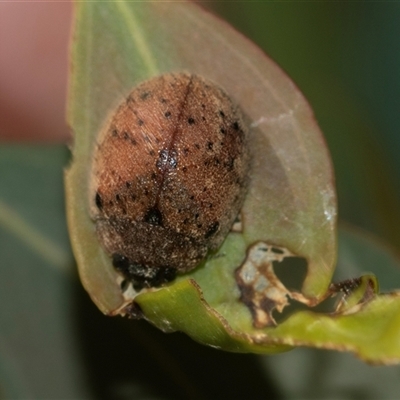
xmin=90 ymin=73 xmax=250 ymax=289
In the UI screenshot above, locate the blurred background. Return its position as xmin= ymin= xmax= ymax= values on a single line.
xmin=1 ymin=2 xmax=400 ymax=399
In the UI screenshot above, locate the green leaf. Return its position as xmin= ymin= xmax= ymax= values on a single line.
xmin=67 ymin=1 xmax=336 ymax=305
xmin=64 ymin=1 xmax=400 ymax=362
xmin=138 ymin=227 xmax=400 ymax=364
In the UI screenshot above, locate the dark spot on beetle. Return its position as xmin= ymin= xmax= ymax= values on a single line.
xmin=151 ymin=172 xmax=157 ymax=180
xmin=205 ymin=221 xmax=220 ymax=239
xmin=130 ymin=265 xmax=177 ymax=290
xmin=197 ymin=224 xmax=203 ymax=229
xmin=224 ymin=157 xmax=235 ymax=171
xmin=195 ymin=213 xmax=200 ymax=219
xmin=131 ymin=194 xmax=136 ymax=201
xmin=144 ymin=135 xmax=150 ymax=143
xmin=112 ymin=253 xmax=130 ymax=274
xmin=203 ymin=187 xmax=207 ymax=192
xmin=165 ymin=111 xmax=171 ymax=118
xmin=125 ymin=182 xmax=131 ymax=188
xmin=183 ymin=148 xmax=189 ymax=156
xmin=204 ymin=160 xmax=210 ymax=167
xmin=202 ymin=116 xmax=206 ymax=121
xmin=144 ymin=189 xmax=149 ymax=196
xmin=140 ymin=91 xmax=150 ymax=100
xmin=161 ymin=98 xmax=167 ymax=104
xmin=123 ymin=132 xmax=129 ymax=140
xmin=214 ymin=158 xmax=220 ymax=166
xmin=177 ymin=209 xmax=182 ymax=213
xmin=188 ymin=117 xmax=195 ymax=125
xmin=207 ymin=141 xmax=213 ymax=150
xmin=116 ymin=194 xmax=121 ymax=202
xmin=95 ymin=192 xmax=103 ymax=209
xmin=156 ymin=149 xmax=168 ymax=169
xmin=130 ymin=138 xmax=137 ymax=145
xmin=182 ymin=166 xmax=187 ymax=173
xmin=109 ymin=200 xmax=114 ymax=207
xmin=233 ymin=121 xmax=240 ymax=131
xmin=161 ymin=267 xmax=177 ymax=282
xmin=201 ymin=103 xmax=206 ymax=109
xmin=219 ymin=110 xmax=225 ymax=118
xmin=149 ymin=150 xmax=155 ymax=156
xmin=190 ymin=195 xmax=195 ymax=200
xmin=112 ymin=129 xmax=118 ymax=137
xmin=220 ymin=127 xmax=226 ymax=134
xmin=157 ymin=148 xmax=178 ymax=169
xmin=144 ymin=206 xmax=163 ymax=226
xmin=209 ymin=203 xmax=213 ymax=209
xmin=169 ymin=154 xmax=178 ymax=169
xmin=138 ymin=119 xmax=144 ymax=126
xmin=113 ymin=254 xmax=176 ymax=289
xmin=195 ymin=144 xmax=200 ymax=149
xmin=183 ymin=218 xmax=189 ymax=225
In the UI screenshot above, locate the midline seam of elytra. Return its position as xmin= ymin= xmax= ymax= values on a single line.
xmin=152 ymin=74 xmax=195 ymax=210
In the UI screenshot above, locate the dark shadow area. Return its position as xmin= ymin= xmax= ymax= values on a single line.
xmin=273 ymin=256 xmax=308 ymax=292
xmin=273 ymin=294 xmax=340 ymax=325
xmin=273 ymin=256 xmax=340 ymax=323
xmin=72 ymin=277 xmax=282 ymax=400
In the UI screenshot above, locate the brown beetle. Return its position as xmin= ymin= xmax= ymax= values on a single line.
xmin=90 ymin=73 xmax=250 ymax=289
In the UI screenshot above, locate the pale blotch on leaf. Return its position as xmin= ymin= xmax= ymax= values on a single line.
xmin=235 ymin=242 xmax=311 ymax=328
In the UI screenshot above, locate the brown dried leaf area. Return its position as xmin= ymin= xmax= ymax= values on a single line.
xmin=329 ymin=276 xmax=378 ymax=314
xmin=235 ymin=242 xmax=311 ymax=328
xmin=235 ymin=243 xmax=380 ymax=329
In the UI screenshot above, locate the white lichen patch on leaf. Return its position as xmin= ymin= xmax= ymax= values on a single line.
xmin=235 ymin=242 xmax=311 ymax=328
xmin=250 ymin=108 xmax=296 ymax=130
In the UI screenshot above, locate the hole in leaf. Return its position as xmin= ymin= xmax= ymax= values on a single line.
xmin=120 ymin=279 xmax=130 ymax=292
xmin=273 ymin=293 xmax=340 ymax=325
xmin=273 ymin=256 xmax=307 ymax=293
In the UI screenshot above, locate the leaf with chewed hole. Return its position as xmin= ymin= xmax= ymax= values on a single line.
xmin=67 ymin=1 xmax=335 ymax=308
xmin=69 ymin=2 xmax=400 ymax=359
xmin=136 ymin=228 xmax=400 ymax=364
